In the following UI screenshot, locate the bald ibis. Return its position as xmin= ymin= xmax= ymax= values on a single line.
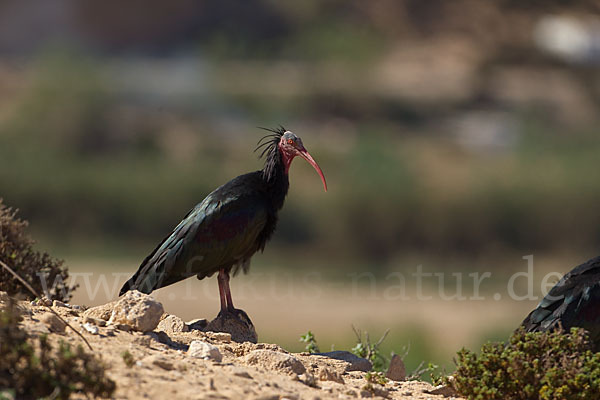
xmin=119 ymin=127 xmax=327 ymax=319
xmin=521 ymin=255 xmax=600 ymax=346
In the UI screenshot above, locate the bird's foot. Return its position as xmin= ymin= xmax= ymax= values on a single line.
xmin=207 ymin=307 xmax=257 ymax=343
xmin=218 ymin=308 xmax=252 ymax=324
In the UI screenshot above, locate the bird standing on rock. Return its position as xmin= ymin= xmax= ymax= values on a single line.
xmin=120 ymin=127 xmax=327 ymax=323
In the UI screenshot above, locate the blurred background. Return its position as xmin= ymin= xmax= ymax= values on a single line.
xmin=1 ymin=0 xmax=600 ymax=373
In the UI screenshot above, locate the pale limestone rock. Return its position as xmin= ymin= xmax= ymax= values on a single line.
xmin=156 ymin=314 xmax=188 ymax=334
xmin=82 ymin=322 xmax=99 ymax=335
xmin=107 ymin=290 xmax=163 ymax=332
xmin=188 ymin=340 xmax=223 ymax=362
xmin=82 ymin=300 xmax=118 ymax=321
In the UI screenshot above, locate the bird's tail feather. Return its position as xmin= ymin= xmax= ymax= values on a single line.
xmin=119 ymin=272 xmax=155 ymax=296
xmin=118 ymin=261 xmax=168 ymax=296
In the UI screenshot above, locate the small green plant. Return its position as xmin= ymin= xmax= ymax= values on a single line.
xmin=0 ymin=300 xmax=115 ymax=399
xmin=365 ymin=371 xmax=388 ymax=385
xmin=448 ymin=327 xmax=600 ymax=400
xmin=0 ymin=199 xmax=76 ymax=301
xmin=429 ymin=364 xmax=445 ymax=385
xmin=362 ymin=371 xmax=388 ymax=396
xmin=300 ymin=330 xmax=320 ymax=353
xmin=351 ymin=325 xmax=389 ymax=371
xmin=407 ymin=360 xmax=440 ymax=381
xmin=122 ymin=350 xmax=136 ymax=368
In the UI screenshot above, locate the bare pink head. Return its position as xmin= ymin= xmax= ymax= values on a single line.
xmin=278 ymin=131 xmax=327 ymax=191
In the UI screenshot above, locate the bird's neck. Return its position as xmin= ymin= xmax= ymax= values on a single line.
xmin=261 ymin=152 xmax=289 ymax=210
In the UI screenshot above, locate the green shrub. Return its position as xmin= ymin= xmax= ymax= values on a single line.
xmin=0 ymin=300 xmax=115 ymax=399
xmin=449 ymin=327 xmax=600 ymax=400
xmin=0 ymin=199 xmax=75 ymax=301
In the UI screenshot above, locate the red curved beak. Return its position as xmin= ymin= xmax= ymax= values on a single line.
xmin=298 ymin=148 xmax=327 ymax=192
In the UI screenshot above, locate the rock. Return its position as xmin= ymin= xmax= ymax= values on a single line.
xmin=313 ymin=351 xmax=372 ymax=372
xmin=41 ymin=313 xmax=66 ymax=333
xmin=188 ymin=340 xmax=223 ymax=362
xmin=205 ymin=309 xmax=257 ymax=343
xmin=82 ymin=300 xmax=118 ymax=321
xmin=206 ymin=331 xmax=232 ymax=343
xmin=107 ymin=290 xmax=164 ymax=332
xmin=156 ymin=314 xmax=188 ymax=334
xmin=84 ymin=316 xmax=106 ymax=327
xmin=318 ymin=367 xmax=344 ymax=384
xmin=187 ymin=318 xmax=208 ymax=331
xmin=244 ymin=350 xmax=306 ymax=375
xmin=82 ymin=322 xmax=99 ymax=335
xmin=52 ymin=300 xmax=70 ymax=308
xmin=385 ymin=354 xmax=406 ymax=381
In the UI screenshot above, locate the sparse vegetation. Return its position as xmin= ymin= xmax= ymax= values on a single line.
xmin=351 ymin=325 xmax=390 ymax=372
xmin=0 ymin=300 xmax=115 ymax=399
xmin=407 ymin=361 xmax=440 ymax=382
xmin=0 ymin=199 xmax=75 ymax=301
xmin=449 ymin=327 xmax=600 ymax=400
xmin=300 ymin=330 xmax=320 ymax=354
xmin=365 ymin=371 xmax=388 ymax=386
xmin=299 ymin=326 xmax=443 ymax=379
xmin=122 ymin=350 xmax=135 ymax=368
xmin=361 ymin=371 xmax=389 ymax=396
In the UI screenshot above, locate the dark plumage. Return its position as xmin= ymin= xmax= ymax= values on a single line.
xmin=521 ymin=255 xmax=600 ymax=345
xmin=119 ymin=127 xmax=326 ymax=315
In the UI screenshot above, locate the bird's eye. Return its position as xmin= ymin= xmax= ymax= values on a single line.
xmin=288 ymin=139 xmax=294 ymax=145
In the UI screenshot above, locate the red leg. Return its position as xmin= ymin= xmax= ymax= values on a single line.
xmin=218 ymin=268 xmax=235 ymax=311
xmin=224 ymin=276 xmax=235 ymax=311
xmin=217 ymin=269 xmax=228 ymax=312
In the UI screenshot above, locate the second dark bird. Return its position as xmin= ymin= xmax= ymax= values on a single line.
xmin=521 ymin=255 xmax=600 ymax=347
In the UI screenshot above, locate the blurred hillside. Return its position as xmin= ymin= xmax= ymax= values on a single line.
xmin=1 ymin=0 xmax=600 ymax=271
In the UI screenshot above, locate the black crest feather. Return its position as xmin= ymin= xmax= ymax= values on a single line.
xmin=256 ymin=126 xmax=286 ymax=182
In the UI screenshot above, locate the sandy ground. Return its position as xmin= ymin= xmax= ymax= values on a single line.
xmin=9 ymin=297 xmax=465 ymax=400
